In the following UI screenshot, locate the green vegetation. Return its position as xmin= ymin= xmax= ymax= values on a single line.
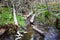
xmin=0 ymin=7 xmax=14 ymax=24
xmin=33 ymin=4 xmax=60 ymax=25
xmin=0 ymin=7 xmax=25 ymax=27
xmin=0 ymin=3 xmax=60 ymax=26
xmin=17 ymin=15 xmax=25 ymax=27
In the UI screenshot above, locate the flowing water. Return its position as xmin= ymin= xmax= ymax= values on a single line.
xmin=21 ymin=23 xmax=59 ymax=40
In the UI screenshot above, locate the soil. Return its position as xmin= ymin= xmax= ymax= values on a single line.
xmin=0 ymin=24 xmax=18 ymax=40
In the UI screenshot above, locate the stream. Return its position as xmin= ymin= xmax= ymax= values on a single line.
xmin=21 ymin=20 xmax=60 ymax=40
xmin=21 ymin=24 xmax=59 ymax=40
xmin=0 ymin=22 xmax=59 ymax=40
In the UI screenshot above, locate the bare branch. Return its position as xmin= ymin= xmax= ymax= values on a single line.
xmin=12 ymin=2 xmax=18 ymax=25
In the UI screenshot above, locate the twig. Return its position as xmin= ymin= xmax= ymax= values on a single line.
xmin=32 ymin=25 xmax=44 ymax=34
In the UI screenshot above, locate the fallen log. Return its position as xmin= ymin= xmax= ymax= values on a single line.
xmin=32 ymin=25 xmax=44 ymax=37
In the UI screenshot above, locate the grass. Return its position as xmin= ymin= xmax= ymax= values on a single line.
xmin=33 ymin=4 xmax=60 ymax=25
xmin=0 ymin=7 xmax=25 ymax=27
